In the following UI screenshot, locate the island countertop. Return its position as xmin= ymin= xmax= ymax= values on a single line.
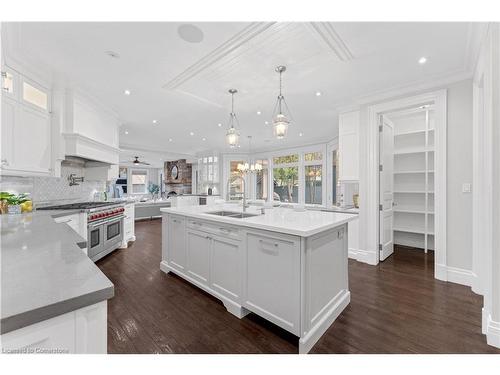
xmin=0 ymin=210 xmax=114 ymax=335
xmin=160 ymin=204 xmax=357 ymax=237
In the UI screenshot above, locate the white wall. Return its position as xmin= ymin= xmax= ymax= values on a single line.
xmin=445 ymin=79 xmax=473 ymax=270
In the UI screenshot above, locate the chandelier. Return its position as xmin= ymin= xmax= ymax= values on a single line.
xmin=225 ymin=89 xmax=240 ymax=148
xmin=236 ymin=136 xmax=262 ymax=174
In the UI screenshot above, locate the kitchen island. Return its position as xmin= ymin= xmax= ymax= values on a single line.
xmin=0 ymin=210 xmax=114 ymax=354
xmin=160 ymin=204 xmax=357 ymax=353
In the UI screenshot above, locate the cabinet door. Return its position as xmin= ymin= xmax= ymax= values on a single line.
xmin=348 ymin=217 xmax=359 ymax=255
xmin=1 ymin=97 xmax=15 ymax=168
xmin=124 ymin=204 xmax=135 ymax=241
xmin=186 ymin=229 xmax=211 ymax=285
xmin=245 ymin=232 xmax=300 ymax=335
xmin=211 ymin=234 xmax=241 ymax=302
xmin=167 ymin=215 xmax=186 ymax=271
xmin=338 ymin=111 xmax=360 ymax=181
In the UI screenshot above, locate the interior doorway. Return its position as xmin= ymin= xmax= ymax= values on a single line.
xmin=379 ymin=105 xmax=436 ymax=261
xmin=367 ymin=90 xmax=447 ymax=280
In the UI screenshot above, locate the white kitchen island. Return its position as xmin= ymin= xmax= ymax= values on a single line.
xmin=160 ymin=204 xmax=357 ymax=353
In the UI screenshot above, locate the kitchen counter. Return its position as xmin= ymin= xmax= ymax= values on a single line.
xmin=0 ymin=210 xmax=114 ymax=335
xmin=160 ymin=204 xmax=357 ymax=237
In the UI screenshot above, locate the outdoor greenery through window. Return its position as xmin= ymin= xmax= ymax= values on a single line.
xmin=304 ymin=152 xmax=322 ymax=162
xmin=305 ymin=165 xmax=322 ymax=204
xmin=228 ymin=160 xmax=244 ymax=200
xmin=273 ymin=154 xmax=299 ymax=164
xmin=273 ymin=167 xmax=299 ymax=203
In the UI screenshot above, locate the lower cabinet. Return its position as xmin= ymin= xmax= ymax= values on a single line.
xmin=0 ymin=301 xmax=107 ymax=354
xmin=166 ymin=215 xmax=187 ymax=271
xmin=186 ymin=229 xmax=211 ymax=285
xmin=245 ymin=232 xmax=301 ymax=335
xmin=122 ymin=203 xmax=135 ymax=246
xmin=210 ymin=234 xmax=242 ymax=301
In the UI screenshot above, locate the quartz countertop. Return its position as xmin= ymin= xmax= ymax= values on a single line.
xmin=160 ymin=204 xmax=357 ymax=237
xmin=0 ymin=210 xmax=114 ymax=334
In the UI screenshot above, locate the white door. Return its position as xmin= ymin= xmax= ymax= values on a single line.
xmin=379 ymin=115 xmax=394 ymax=261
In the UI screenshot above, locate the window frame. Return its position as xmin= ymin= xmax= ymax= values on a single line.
xmin=129 ymin=168 xmax=149 ymax=195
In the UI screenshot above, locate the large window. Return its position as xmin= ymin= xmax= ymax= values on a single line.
xmin=131 ymin=169 xmax=148 ymax=194
xmin=228 ymin=160 xmax=244 ymax=200
xmin=304 ymin=151 xmax=323 ymax=205
xmin=255 ymin=159 xmax=269 ymax=200
xmin=273 ymin=153 xmax=299 ymax=203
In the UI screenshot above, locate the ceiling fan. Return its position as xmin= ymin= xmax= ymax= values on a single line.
xmin=131 ymin=156 xmax=150 ymax=165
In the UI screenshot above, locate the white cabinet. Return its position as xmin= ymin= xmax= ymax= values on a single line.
xmin=210 ymin=234 xmax=242 ymax=302
xmin=338 ymin=110 xmax=360 ymax=181
xmin=186 ymin=229 xmax=211 ymax=285
xmin=245 ymin=232 xmax=301 ymax=335
xmin=121 ymin=203 xmax=136 ymax=247
xmin=54 ymin=213 xmax=86 ymax=238
xmin=1 ymin=66 xmax=52 ymax=177
xmin=166 ymin=215 xmax=187 ymax=271
xmin=0 ymin=301 xmax=107 ymax=354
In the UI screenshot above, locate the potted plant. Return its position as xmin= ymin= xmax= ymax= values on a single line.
xmin=0 ymin=192 xmax=31 ymax=214
xmin=147 ymin=182 xmax=160 ymax=201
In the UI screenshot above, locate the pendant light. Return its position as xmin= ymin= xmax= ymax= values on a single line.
xmin=237 ymin=136 xmax=262 ymax=174
xmin=225 ymin=89 xmax=240 ymax=148
xmin=272 ymin=65 xmax=291 ymax=139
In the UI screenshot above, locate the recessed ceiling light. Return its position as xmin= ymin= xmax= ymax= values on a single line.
xmin=152 ymin=120 xmax=157 ymax=124
xmin=299 ymin=132 xmax=303 ymax=137
xmin=202 ymin=137 xmax=206 ymax=141
xmin=257 ymin=111 xmax=261 ymax=115
xmin=168 ymin=138 xmax=173 ymax=142
xmin=218 ymin=123 xmax=222 ymax=127
xmin=418 ymin=57 xmax=427 ymax=64
xmin=124 ymin=130 xmax=129 ymax=135
xmin=315 ymin=91 xmax=322 ymax=97
xmin=177 ymin=24 xmax=204 ymax=43
xmin=105 ymin=50 xmax=120 ymax=59
xmin=124 ymin=89 xmax=131 ymax=95
xmin=189 ymin=132 xmax=194 ymax=136
xmin=265 ymin=121 xmax=269 ymax=125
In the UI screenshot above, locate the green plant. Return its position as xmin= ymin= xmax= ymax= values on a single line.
xmin=0 ymin=192 xmax=30 ymax=205
xmin=147 ymin=182 xmax=159 ymax=195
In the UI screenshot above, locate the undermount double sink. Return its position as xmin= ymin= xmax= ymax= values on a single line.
xmin=205 ymin=210 xmax=259 ymax=219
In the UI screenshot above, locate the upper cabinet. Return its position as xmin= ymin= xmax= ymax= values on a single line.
xmin=338 ymin=110 xmax=360 ymax=181
xmin=1 ymin=67 xmax=53 ymax=176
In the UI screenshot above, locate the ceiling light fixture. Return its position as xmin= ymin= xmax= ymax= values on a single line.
xmin=225 ymin=89 xmax=240 ymax=148
xmin=257 ymin=111 xmax=261 ymax=115
xmin=299 ymin=132 xmax=303 ymax=137
xmin=168 ymin=138 xmax=173 ymax=142
xmin=264 ymin=121 xmax=269 ymax=125
xmin=125 ymin=131 xmax=129 ymax=135
xmin=418 ymin=57 xmax=427 ymax=64
xmin=315 ymin=91 xmax=322 ymax=97
xmin=105 ymin=50 xmax=120 ymax=59
xmin=218 ymin=123 xmax=222 ymax=127
xmin=124 ymin=89 xmax=131 ymax=95
xmin=272 ymin=66 xmax=292 ymax=139
xmin=189 ymin=131 xmax=194 ymax=136
xmin=237 ymin=136 xmax=262 ymax=174
xmin=152 ymin=120 xmax=157 ymax=124
xmin=202 ymin=137 xmax=206 ymax=141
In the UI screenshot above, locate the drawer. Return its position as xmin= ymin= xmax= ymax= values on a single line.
xmin=186 ymin=219 xmax=241 ymax=240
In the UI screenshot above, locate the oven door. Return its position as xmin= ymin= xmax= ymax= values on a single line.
xmin=87 ymin=222 xmax=104 ymax=259
xmin=104 ymin=216 xmax=124 ymax=250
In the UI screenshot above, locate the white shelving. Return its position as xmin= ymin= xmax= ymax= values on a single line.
xmin=390 ymin=107 xmax=435 ymax=252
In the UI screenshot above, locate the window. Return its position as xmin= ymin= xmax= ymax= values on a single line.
xmin=273 ymin=166 xmax=299 ymax=203
xmin=23 ymin=81 xmax=48 ymax=111
xmin=228 ymin=160 xmax=244 ymax=200
xmin=304 ymin=152 xmax=322 ymax=162
xmin=197 ymin=154 xmax=219 ymax=194
xmin=255 ymin=159 xmax=269 ymax=200
xmin=332 ymin=149 xmax=339 ymax=205
xmin=273 ymin=154 xmax=299 ymax=164
xmin=131 ymin=169 xmax=148 ymax=194
xmin=305 ymin=165 xmax=323 ymax=205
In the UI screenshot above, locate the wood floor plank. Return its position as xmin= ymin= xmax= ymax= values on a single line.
xmin=97 ymin=219 xmax=499 ymax=354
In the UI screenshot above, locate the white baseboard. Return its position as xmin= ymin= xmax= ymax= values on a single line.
xmin=485 ymin=312 xmax=500 ymax=348
xmin=349 ymin=248 xmax=378 ymax=265
xmin=435 ymin=263 xmax=475 ymax=287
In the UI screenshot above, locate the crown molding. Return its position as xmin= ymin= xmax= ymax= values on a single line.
xmin=162 ymin=22 xmax=276 ymax=90
xmin=308 ymin=22 xmax=354 ymax=61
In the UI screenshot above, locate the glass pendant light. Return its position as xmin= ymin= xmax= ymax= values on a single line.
xmin=272 ymin=65 xmax=291 ymax=139
xmin=225 ymin=89 xmax=240 ymax=148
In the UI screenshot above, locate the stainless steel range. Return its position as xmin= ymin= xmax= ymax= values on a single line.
xmin=39 ymin=201 xmax=126 ymax=262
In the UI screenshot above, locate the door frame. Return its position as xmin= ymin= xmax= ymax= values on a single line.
xmin=326 ymin=137 xmax=339 ymax=208
xmin=366 ymin=90 xmax=447 ymax=280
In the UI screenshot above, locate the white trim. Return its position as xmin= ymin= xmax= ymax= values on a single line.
xmin=434 ymin=265 xmax=476 ymax=287
xmin=484 ymin=311 xmax=500 ymax=348
xmin=365 ymin=90 xmax=447 ymax=276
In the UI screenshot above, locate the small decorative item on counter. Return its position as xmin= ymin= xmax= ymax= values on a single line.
xmin=353 ymin=194 xmax=359 ymax=208
xmin=0 ymin=192 xmax=32 ymax=214
xmin=148 ymin=182 xmax=160 ymax=200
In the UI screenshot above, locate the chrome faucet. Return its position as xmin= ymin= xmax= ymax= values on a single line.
xmin=226 ymin=175 xmax=248 ymax=212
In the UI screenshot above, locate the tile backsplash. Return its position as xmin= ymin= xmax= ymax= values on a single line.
xmin=0 ymin=164 xmax=106 ymax=206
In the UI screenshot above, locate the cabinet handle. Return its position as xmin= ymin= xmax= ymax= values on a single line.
xmin=259 ymin=239 xmax=279 ymax=255
xmin=219 ymin=227 xmax=230 ymax=233
xmin=205 ymin=236 xmax=211 ymax=240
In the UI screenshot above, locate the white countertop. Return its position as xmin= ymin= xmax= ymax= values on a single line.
xmin=160 ymin=204 xmax=357 ymax=237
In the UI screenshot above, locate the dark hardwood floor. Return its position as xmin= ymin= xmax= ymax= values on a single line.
xmin=97 ymin=219 xmax=500 ymax=354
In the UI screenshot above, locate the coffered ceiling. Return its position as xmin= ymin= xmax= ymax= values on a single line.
xmin=2 ymin=22 xmax=480 ymax=162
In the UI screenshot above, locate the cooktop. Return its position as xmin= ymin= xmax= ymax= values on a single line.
xmin=38 ymin=201 xmax=122 ymax=210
